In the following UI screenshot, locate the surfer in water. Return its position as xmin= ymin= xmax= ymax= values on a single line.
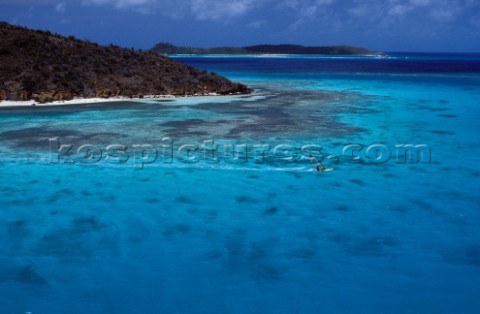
xmin=307 ymin=151 xmax=326 ymax=172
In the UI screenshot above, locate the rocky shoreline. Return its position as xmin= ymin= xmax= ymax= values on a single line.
xmin=0 ymin=22 xmax=252 ymax=104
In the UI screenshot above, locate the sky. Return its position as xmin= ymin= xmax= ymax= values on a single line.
xmin=1 ymin=0 xmax=480 ymax=52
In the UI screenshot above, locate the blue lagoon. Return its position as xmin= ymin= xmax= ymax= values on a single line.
xmin=1 ymin=53 xmax=480 ymax=313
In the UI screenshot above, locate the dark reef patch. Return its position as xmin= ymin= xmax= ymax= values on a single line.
xmin=193 ymin=90 xmax=369 ymax=139
xmin=1 ymin=186 xmax=23 ymax=193
xmin=205 ymin=249 xmax=223 ymax=260
xmin=103 ymin=194 xmax=116 ymax=202
xmin=160 ymin=118 xmax=211 ymax=128
xmin=5 ymin=220 xmax=32 ymax=250
xmin=436 ymin=114 xmax=457 ymax=118
xmin=336 ymin=205 xmax=349 ymax=212
xmin=0 ymin=126 xmax=80 ymax=140
xmin=393 ymin=206 xmax=409 ymax=213
xmin=410 ymin=199 xmax=432 ymax=210
xmin=14 ymin=265 xmax=48 ymax=286
xmin=292 ymin=173 xmax=302 ymax=179
xmin=175 ymin=224 xmax=191 ymax=233
xmin=47 ymin=188 xmax=75 ymax=202
xmin=163 ymin=224 xmax=192 ymax=237
xmin=81 ymin=190 xmax=92 ymax=196
xmin=72 ymin=215 xmax=108 ymax=232
xmin=331 ymin=234 xmax=399 ymax=256
xmin=7 ymin=220 xmax=31 ymax=239
xmin=236 ymin=195 xmax=258 ymax=204
xmin=264 ymin=207 xmax=278 ymax=215
xmin=36 ymin=215 xmax=116 ymax=257
xmin=430 ymin=130 xmax=455 ymax=135
xmin=146 ymin=197 xmax=160 ymax=204
xmin=0 ymin=126 xmax=126 ymax=150
xmin=464 ymin=246 xmax=480 ymax=267
xmin=159 ymin=118 xmax=232 ymax=138
xmin=443 ymin=245 xmax=480 ymax=268
xmin=417 ymin=105 xmax=449 ymax=112
xmin=349 ymin=179 xmax=365 ymax=186
xmin=250 ymin=262 xmax=284 ymax=281
xmin=175 ymin=195 xmax=200 ymax=205
xmin=287 ymin=248 xmax=316 ymax=259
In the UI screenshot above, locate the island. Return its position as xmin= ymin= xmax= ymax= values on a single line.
xmin=150 ymin=43 xmax=380 ymax=55
xmin=0 ymin=22 xmax=251 ymax=104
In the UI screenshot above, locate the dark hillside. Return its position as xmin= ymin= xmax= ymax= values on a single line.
xmin=150 ymin=42 xmax=378 ymax=55
xmin=243 ymin=44 xmax=373 ymax=55
xmin=0 ymin=22 xmax=250 ymax=103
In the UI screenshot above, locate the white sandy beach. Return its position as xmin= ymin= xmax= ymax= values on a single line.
xmin=0 ymin=94 xmax=225 ymax=108
xmin=0 ymin=97 xmax=133 ymax=108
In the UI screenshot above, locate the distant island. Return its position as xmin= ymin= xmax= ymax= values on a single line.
xmin=150 ymin=43 xmax=380 ymax=55
xmin=0 ymin=22 xmax=251 ymax=103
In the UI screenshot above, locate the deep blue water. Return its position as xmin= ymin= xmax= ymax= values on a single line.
xmin=1 ymin=53 xmax=479 ymax=313
xmin=173 ymin=53 xmax=480 ymax=74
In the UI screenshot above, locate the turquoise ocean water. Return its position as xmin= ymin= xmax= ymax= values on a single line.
xmin=0 ymin=53 xmax=479 ymax=313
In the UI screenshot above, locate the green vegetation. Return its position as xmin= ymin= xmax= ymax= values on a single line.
xmin=0 ymin=22 xmax=251 ymax=103
xmin=150 ymin=43 xmax=379 ymax=55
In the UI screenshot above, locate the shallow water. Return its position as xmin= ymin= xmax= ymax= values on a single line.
xmin=0 ymin=54 xmax=479 ymax=313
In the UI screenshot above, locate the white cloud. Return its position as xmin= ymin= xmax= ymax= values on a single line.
xmin=190 ymin=0 xmax=254 ymax=20
xmin=425 ymin=1 xmax=464 ymax=22
xmin=247 ymin=20 xmax=267 ymax=28
xmin=279 ymin=0 xmax=299 ymax=10
xmin=82 ymin=0 xmax=155 ymax=11
xmin=115 ymin=0 xmax=151 ymax=9
xmin=70 ymin=0 xmax=480 ymax=32
xmin=55 ymin=2 xmax=66 ymax=13
xmin=284 ymin=0 xmax=336 ymax=29
xmin=348 ymin=5 xmax=370 ymax=17
xmin=0 ymin=0 xmax=58 ymax=4
xmin=388 ymin=4 xmax=411 ymax=16
xmin=409 ymin=0 xmax=431 ymax=6
xmin=345 ymin=0 xmax=471 ymax=23
xmin=315 ymin=0 xmax=335 ymax=4
xmin=80 ymin=0 xmax=265 ymax=19
xmin=430 ymin=8 xmax=455 ymax=21
xmin=343 ymin=1 xmax=479 ymax=42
